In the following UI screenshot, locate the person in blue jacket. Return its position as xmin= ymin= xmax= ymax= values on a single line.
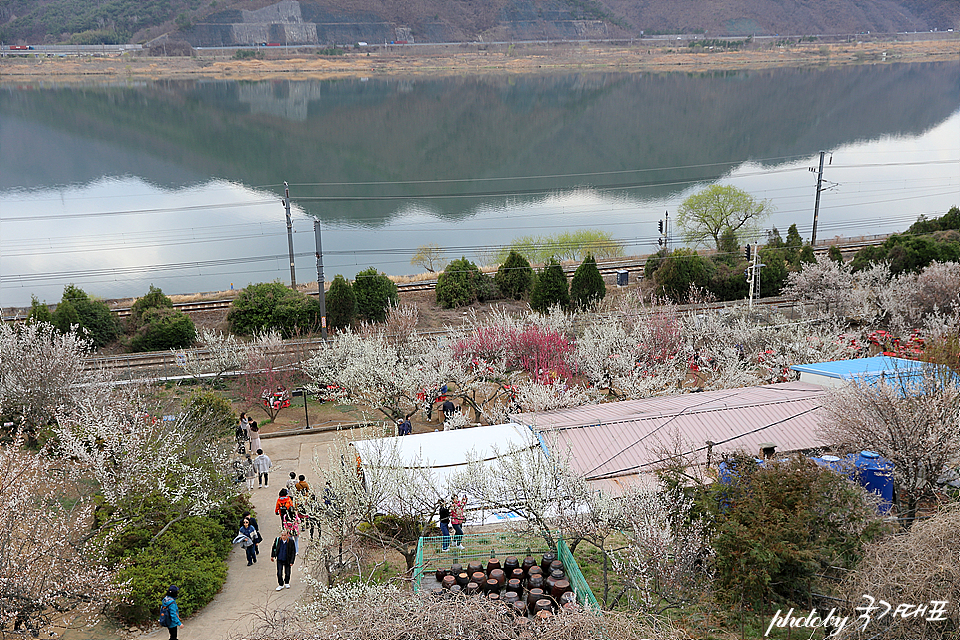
xmin=159 ymin=584 xmax=182 ymax=639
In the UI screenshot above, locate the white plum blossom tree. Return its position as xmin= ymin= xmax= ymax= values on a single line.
xmin=0 ymin=430 xmax=118 ymax=636
xmin=54 ymin=384 xmax=237 ymax=540
xmin=0 ymin=321 xmax=101 ymax=445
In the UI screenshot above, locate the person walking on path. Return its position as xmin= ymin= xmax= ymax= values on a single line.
xmin=239 ymin=516 xmax=258 ymax=566
xmin=275 ymin=489 xmax=295 ymax=526
xmin=158 ymin=585 xmax=182 ymax=639
xmin=450 ymin=494 xmax=466 ymax=549
xmin=286 ymin=471 xmax=298 ymax=495
xmin=243 ymin=455 xmax=256 ymax=491
xmin=249 ymin=422 xmax=261 ymax=453
xmin=295 ymin=474 xmax=310 ymax=496
xmin=253 ymin=449 xmax=272 ymax=488
xmin=438 ymin=499 xmax=451 ymax=551
xmin=242 ymin=511 xmax=262 ymax=554
xmin=270 ymin=530 xmax=297 ymax=590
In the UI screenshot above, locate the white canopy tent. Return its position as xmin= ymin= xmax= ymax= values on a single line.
xmin=350 ymin=423 xmax=548 ymax=526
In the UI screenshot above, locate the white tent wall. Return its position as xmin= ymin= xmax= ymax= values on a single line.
xmin=350 ymin=423 xmax=552 ymax=526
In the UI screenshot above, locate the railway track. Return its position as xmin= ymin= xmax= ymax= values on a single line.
xmin=5 ymin=234 xmax=890 ymax=326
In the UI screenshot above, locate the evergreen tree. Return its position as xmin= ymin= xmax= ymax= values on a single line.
xmin=436 ymin=257 xmax=484 ymax=309
xmin=569 ymin=254 xmax=606 ymax=310
xmin=353 ymin=267 xmax=399 ymax=323
xmin=828 ymin=245 xmax=844 ymax=263
xmin=495 ymin=250 xmax=534 ymax=300
xmin=52 ymin=285 xmax=121 ymax=348
xmin=325 ymin=274 xmax=357 ymax=331
xmin=530 ymin=259 xmax=569 ymax=312
xmin=129 ymin=284 xmax=173 ymax=328
xmin=653 ymin=249 xmax=713 ymax=302
xmin=27 ymin=296 xmax=52 ymax=324
xmin=799 ymin=245 xmax=815 ymax=264
xmin=716 ymin=227 xmax=740 ymax=267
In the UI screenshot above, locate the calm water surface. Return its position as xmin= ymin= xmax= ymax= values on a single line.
xmin=1 ymin=63 xmax=958 ymax=308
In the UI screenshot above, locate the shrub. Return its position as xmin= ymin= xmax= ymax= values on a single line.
xmin=130 ymin=285 xmax=173 ymax=329
xmin=228 ymin=282 xmax=322 ymax=337
xmin=325 ymin=274 xmax=357 ymax=331
xmin=495 ymin=251 xmax=534 ymax=300
xmin=530 ymin=259 xmax=569 ymax=312
xmin=128 ymin=307 xmax=196 ymax=352
xmin=569 ymin=254 xmax=606 ymax=309
xmin=114 ymin=517 xmax=230 ymax=625
xmin=828 ymin=245 xmax=844 ymax=263
xmin=353 ymin=268 xmax=399 ymax=323
xmin=436 ymin=257 xmax=484 ymax=309
xmin=653 ymin=250 xmax=713 ymax=302
xmin=708 ymin=455 xmax=886 ymax=609
xmin=52 ymin=285 xmax=121 ymax=348
xmin=707 ymin=261 xmax=749 ymax=301
xmin=799 ymin=244 xmax=815 ymax=264
xmin=491 ymin=229 xmax=624 ymax=265
xmin=644 ymin=248 xmax=670 ymax=280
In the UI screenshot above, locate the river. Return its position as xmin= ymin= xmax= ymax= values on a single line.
xmin=1 ymin=61 xmax=958 ymax=309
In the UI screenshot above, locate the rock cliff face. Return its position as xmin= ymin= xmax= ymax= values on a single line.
xmin=178 ymin=0 xmax=957 ymax=46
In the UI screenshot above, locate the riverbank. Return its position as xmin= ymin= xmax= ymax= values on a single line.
xmin=1 ymin=38 xmax=956 ymax=85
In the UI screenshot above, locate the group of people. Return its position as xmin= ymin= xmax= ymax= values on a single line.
xmin=438 ymin=494 xmax=468 ymax=551
xmin=235 ymin=412 xmax=262 ymax=455
xmin=234 ymin=508 xmax=298 ymax=591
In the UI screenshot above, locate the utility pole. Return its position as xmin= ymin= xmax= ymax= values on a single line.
xmin=810 ymin=150 xmax=825 ymax=246
xmin=282 ymin=182 xmax=297 ymax=288
xmin=657 ymin=211 xmax=670 ymax=251
xmin=314 ymin=220 xmax=327 ymax=340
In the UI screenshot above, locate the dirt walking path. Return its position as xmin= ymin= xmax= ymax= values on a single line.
xmin=140 ymin=429 xmax=342 ymax=640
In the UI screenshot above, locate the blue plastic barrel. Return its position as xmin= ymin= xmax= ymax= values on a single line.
xmin=852 ymin=450 xmax=894 ymax=514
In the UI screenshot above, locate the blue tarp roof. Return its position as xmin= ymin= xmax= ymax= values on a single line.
xmin=791 ymin=356 xmax=931 ymax=381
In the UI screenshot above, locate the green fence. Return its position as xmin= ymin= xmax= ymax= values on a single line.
xmin=414 ymin=532 xmax=599 ymax=611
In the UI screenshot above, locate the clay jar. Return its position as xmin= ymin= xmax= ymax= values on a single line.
xmin=533 ymin=599 xmax=553 ymax=615
xmin=484 ymin=578 xmax=501 ymax=594
xmin=506 ymin=578 xmax=522 ymax=596
xmin=527 ymin=573 xmax=544 ymax=591
xmin=467 ymin=561 xmax=483 ymax=575
xmin=549 ymin=560 xmax=564 ymax=575
xmin=471 ymin=571 xmax=486 ymax=586
xmin=441 ymin=575 xmax=456 ymax=590
xmin=521 ymin=556 xmax=537 ymax=576
xmin=526 ymin=566 xmax=543 ymax=587
xmin=540 ymin=553 xmax=556 ymax=574
xmin=435 ymin=568 xmax=449 ymax=582
xmin=512 ymin=601 xmax=527 ymax=616
xmin=455 ymin=572 xmax=470 ymax=588
xmin=503 ymin=556 xmax=520 ymax=575
xmin=487 ymin=591 xmax=500 ymax=601
xmin=502 ymin=591 xmax=520 ymax=606
xmin=526 ymin=588 xmax=545 ymax=612
xmin=510 ymin=568 xmax=525 ymax=584
xmin=489 ymin=568 xmax=506 ymax=587
xmin=545 ymin=570 xmax=564 ymax=594
xmin=486 ymin=558 xmax=502 ymax=575
xmin=559 ymin=591 xmax=577 ymax=606
xmin=449 ymin=585 xmax=462 ymax=597
xmin=465 ymin=582 xmax=480 ymax=596
xmin=551 ymin=579 xmax=571 ymax=600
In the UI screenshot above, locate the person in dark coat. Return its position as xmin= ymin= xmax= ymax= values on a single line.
xmin=270 ymin=529 xmax=297 ymax=590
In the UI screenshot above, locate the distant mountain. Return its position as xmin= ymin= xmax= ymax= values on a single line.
xmin=1 ymin=0 xmax=957 ymax=46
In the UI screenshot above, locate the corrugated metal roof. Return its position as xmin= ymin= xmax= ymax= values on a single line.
xmin=510 ymin=382 xmax=830 ymax=482
xmin=790 ymin=356 xmax=928 ymax=380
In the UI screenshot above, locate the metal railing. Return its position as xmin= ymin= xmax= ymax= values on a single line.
xmin=413 ymin=532 xmax=599 ymax=610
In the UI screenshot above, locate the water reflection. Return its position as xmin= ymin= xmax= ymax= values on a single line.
xmin=1 ymin=63 xmax=958 ymax=308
